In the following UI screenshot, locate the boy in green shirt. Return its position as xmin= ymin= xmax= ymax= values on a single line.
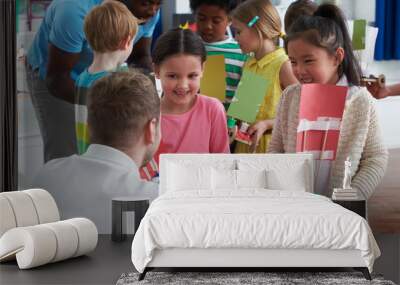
xmin=190 ymin=0 xmax=247 ymax=109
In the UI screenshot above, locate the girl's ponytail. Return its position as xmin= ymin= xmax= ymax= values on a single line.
xmin=314 ymin=4 xmax=361 ymax=86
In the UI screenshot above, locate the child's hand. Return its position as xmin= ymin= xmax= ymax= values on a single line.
xmin=248 ymin=119 xmax=274 ymax=153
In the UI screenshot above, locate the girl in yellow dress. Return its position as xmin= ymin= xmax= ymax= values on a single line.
xmin=231 ymin=0 xmax=297 ymax=153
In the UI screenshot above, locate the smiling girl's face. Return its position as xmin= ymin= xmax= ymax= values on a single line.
xmin=155 ymin=54 xmax=203 ymax=113
xmin=288 ymin=38 xmax=343 ymax=85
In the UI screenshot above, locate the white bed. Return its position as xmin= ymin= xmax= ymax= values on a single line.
xmin=131 ymin=154 xmax=380 ymax=280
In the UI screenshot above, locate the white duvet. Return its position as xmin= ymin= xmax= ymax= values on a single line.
xmin=131 ymin=190 xmax=380 ymax=273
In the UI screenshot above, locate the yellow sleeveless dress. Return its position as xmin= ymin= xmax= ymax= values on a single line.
xmin=234 ymin=48 xmax=288 ymax=153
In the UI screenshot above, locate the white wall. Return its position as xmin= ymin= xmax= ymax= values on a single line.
xmin=375 ymin=97 xmax=400 ymax=149
xmin=327 ymin=0 xmax=375 ymax=22
xmin=353 ymin=0 xmax=375 ymax=23
xmin=175 ymin=0 xmax=190 ymax=14
xmin=370 ymin=61 xmax=400 ymax=149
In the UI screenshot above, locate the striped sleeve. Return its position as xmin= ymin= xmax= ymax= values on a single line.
xmin=204 ymin=40 xmax=247 ymax=100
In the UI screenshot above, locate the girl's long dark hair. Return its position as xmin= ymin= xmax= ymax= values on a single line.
xmin=285 ymin=4 xmax=361 ymax=86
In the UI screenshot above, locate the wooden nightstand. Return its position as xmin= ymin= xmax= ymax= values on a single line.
xmin=333 ymin=200 xmax=367 ymax=219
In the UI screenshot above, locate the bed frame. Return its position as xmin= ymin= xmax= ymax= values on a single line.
xmin=137 ymin=154 xmax=372 ymax=281
xmin=139 ymin=248 xmax=371 ymax=280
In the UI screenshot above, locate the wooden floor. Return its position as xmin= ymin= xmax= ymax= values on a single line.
xmin=368 ymin=148 xmax=400 ymax=234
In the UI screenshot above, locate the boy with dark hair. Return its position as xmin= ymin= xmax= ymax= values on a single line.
xmin=33 ymin=70 xmax=161 ymax=234
xmin=75 ymin=1 xmax=138 ymax=154
xmin=190 ymin=0 xmax=247 ymax=106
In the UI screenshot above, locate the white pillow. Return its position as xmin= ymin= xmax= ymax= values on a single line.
xmin=237 ymin=159 xmax=309 ymax=192
xmin=266 ymin=163 xmax=307 ymax=191
xmin=212 ymin=168 xmax=237 ymax=190
xmin=167 ymin=163 xmax=212 ymax=191
xmin=236 ymin=169 xmax=268 ymax=189
xmin=211 ymin=169 xmax=268 ymax=190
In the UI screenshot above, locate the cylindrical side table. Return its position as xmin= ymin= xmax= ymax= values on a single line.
xmin=332 ymin=199 xmax=367 ymax=219
xmin=111 ymin=196 xmax=150 ymax=242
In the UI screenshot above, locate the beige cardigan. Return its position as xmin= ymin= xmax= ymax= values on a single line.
xmin=269 ymin=84 xmax=388 ymax=199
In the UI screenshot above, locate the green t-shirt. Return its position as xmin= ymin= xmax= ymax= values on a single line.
xmin=204 ymin=37 xmax=248 ymax=105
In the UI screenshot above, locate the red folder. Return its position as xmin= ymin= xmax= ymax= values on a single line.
xmin=296 ymin=84 xmax=348 ymax=160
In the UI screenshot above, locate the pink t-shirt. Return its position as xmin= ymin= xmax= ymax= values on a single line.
xmin=160 ymin=95 xmax=230 ymax=154
xmin=139 ymin=95 xmax=230 ymax=180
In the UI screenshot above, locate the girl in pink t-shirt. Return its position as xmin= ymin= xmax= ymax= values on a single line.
xmin=140 ymin=29 xmax=229 ymax=180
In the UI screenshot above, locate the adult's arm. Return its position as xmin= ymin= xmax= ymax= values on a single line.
xmin=368 ymin=82 xmax=400 ymax=99
xmin=45 ymin=43 xmax=80 ymax=104
xmin=127 ymin=37 xmax=153 ymax=71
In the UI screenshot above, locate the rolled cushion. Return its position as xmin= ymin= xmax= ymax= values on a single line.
xmin=0 ymin=189 xmax=60 ymax=238
xmin=64 ymin=218 xmax=98 ymax=257
xmin=42 ymin=221 xmax=79 ymax=262
xmin=0 ymin=191 xmax=39 ymax=227
xmin=0 ymin=196 xmax=16 ymax=237
xmin=0 ymin=218 xmax=98 ymax=269
xmin=24 ymin=189 xmax=60 ymax=223
xmin=0 ymin=226 xmax=57 ymax=268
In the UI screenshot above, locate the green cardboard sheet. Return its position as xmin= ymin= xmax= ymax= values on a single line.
xmin=227 ymin=70 xmax=270 ymax=123
xmin=352 ymin=19 xmax=366 ymax=50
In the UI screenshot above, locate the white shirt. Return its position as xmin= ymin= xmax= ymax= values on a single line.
xmin=32 ymin=144 xmax=159 ymax=234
